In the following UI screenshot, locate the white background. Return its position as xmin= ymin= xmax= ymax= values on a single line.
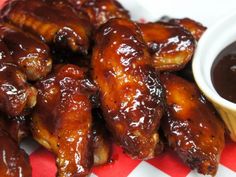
xmin=118 ymin=0 xmax=236 ymax=27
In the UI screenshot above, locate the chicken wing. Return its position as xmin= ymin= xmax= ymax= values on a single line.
xmin=2 ymin=0 xmax=92 ymax=54
xmin=69 ymin=0 xmax=130 ymax=28
xmin=0 ymin=128 xmax=31 ymax=177
xmin=160 ymin=73 xmax=225 ymax=176
xmin=0 ymin=115 xmax=30 ymax=143
xmin=138 ymin=22 xmax=195 ymax=71
xmin=92 ymin=109 xmax=112 ymax=166
xmin=32 ymin=64 xmax=97 ymax=177
xmin=0 ymin=63 xmax=37 ymax=117
xmin=0 ymin=23 xmax=52 ymax=81
xmin=160 ymin=17 xmax=207 ymax=41
xmin=92 ymin=18 xmax=164 ymax=159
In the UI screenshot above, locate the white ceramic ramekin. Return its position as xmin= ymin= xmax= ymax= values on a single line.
xmin=192 ymin=12 xmax=236 ymax=141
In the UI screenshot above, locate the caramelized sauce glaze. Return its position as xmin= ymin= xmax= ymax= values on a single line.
xmin=92 ymin=18 xmax=164 ymax=159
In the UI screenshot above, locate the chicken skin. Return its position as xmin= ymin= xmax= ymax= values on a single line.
xmin=0 ymin=115 xmax=30 ymax=143
xmin=2 ymin=0 xmax=92 ymax=54
xmin=0 ymin=129 xmax=31 ymax=177
xmin=0 ymin=63 xmax=37 ymax=117
xmin=92 ymin=109 xmax=112 ymax=166
xmin=160 ymin=17 xmax=207 ymax=41
xmin=138 ymin=22 xmax=195 ymax=71
xmin=92 ymin=18 xmax=165 ymax=159
xmin=160 ymin=73 xmax=225 ymax=176
xmin=32 ymin=64 xmax=97 ymax=177
xmin=0 ymin=23 xmax=52 ymax=81
xmin=69 ymin=0 xmax=130 ymax=28
xmin=0 ymin=38 xmax=38 ymax=116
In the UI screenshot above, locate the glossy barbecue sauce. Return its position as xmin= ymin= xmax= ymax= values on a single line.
xmin=211 ymin=41 xmax=236 ymax=103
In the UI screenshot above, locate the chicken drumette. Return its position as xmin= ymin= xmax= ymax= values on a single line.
xmin=2 ymin=0 xmax=92 ymax=53
xmin=92 ymin=18 xmax=165 ymax=159
xmin=160 ymin=73 xmax=225 ymax=176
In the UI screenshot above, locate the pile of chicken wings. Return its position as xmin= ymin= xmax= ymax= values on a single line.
xmin=0 ymin=0 xmax=225 ymax=176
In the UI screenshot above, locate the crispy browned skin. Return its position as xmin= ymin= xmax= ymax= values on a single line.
xmin=0 ymin=129 xmax=31 ymax=177
xmin=0 ymin=115 xmax=30 ymax=143
xmin=69 ymin=0 xmax=130 ymax=28
xmin=161 ymin=17 xmax=207 ymax=41
xmin=0 ymin=23 xmax=52 ymax=81
xmin=32 ymin=64 xmax=97 ymax=177
xmin=92 ymin=109 xmax=111 ymax=166
xmin=139 ymin=22 xmax=195 ymax=71
xmin=160 ymin=73 xmax=225 ymax=176
xmin=2 ymin=0 xmax=92 ymax=54
xmin=0 ymin=63 xmax=37 ymax=117
xmin=92 ymin=18 xmax=164 ymax=159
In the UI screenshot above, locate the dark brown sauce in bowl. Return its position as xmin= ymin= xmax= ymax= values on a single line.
xmin=211 ymin=41 xmax=236 ymax=103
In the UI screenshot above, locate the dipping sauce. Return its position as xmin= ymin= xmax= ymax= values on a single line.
xmin=211 ymin=41 xmax=236 ymax=103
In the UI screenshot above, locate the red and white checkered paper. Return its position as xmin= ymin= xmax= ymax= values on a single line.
xmin=23 ymin=139 xmax=236 ymax=177
xmin=1 ymin=0 xmax=236 ymax=176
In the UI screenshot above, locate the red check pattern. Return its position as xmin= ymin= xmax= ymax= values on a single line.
xmin=28 ymin=140 xmax=236 ymax=177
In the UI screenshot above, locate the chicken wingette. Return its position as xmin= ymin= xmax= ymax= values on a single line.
xmin=160 ymin=73 xmax=225 ymax=176
xmin=32 ymin=64 xmax=96 ymax=176
xmin=92 ymin=18 xmax=165 ymax=159
xmin=2 ymin=0 xmax=92 ymax=53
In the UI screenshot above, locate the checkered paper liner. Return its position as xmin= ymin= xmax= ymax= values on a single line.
xmin=1 ymin=0 xmax=236 ymax=176
xmin=23 ymin=139 xmax=236 ymax=177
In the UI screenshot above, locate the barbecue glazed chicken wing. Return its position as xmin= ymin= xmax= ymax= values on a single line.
xmin=0 ymin=35 xmax=38 ymax=116
xmin=0 ymin=114 xmax=31 ymax=176
xmin=0 ymin=63 xmax=37 ymax=117
xmin=160 ymin=73 xmax=225 ymax=176
xmin=161 ymin=17 xmax=207 ymax=41
xmin=2 ymin=0 xmax=92 ymax=53
xmin=32 ymin=64 xmax=97 ymax=177
xmin=69 ymin=0 xmax=130 ymax=28
xmin=0 ymin=23 xmax=52 ymax=81
xmin=0 ymin=129 xmax=31 ymax=177
xmin=139 ymin=22 xmax=195 ymax=71
xmin=92 ymin=109 xmax=112 ymax=166
xmin=92 ymin=18 xmax=165 ymax=159
xmin=0 ymin=115 xmax=30 ymax=143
